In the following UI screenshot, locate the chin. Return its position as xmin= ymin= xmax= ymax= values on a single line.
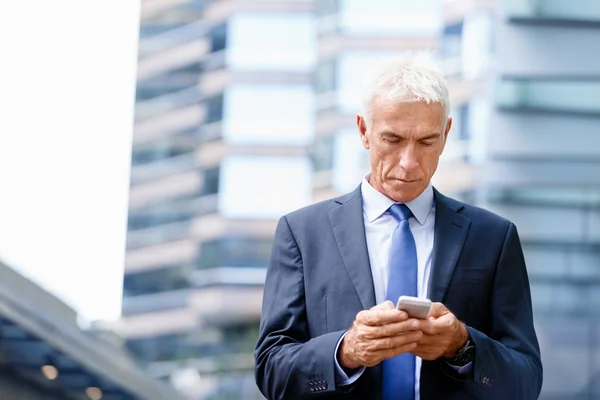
xmin=386 ymin=181 xmax=424 ymax=203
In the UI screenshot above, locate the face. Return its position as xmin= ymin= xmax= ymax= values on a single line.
xmin=357 ymin=98 xmax=452 ymax=203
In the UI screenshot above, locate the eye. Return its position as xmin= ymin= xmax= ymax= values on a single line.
xmin=382 ymin=135 xmax=402 ymax=144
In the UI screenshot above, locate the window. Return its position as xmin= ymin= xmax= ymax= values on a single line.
xmin=123 ymin=264 xmax=194 ymax=297
xmin=126 ymin=329 xmax=224 ymax=362
xmin=461 ymin=12 xmax=493 ymax=80
xmin=125 ymin=324 xmax=259 ymax=363
xmin=315 ymin=0 xmax=339 ymax=17
xmin=226 ymin=13 xmax=316 ymax=71
xmin=200 ymin=166 xmax=220 ymax=196
xmin=127 ymin=210 xmax=191 ymax=231
xmin=210 ymin=23 xmax=227 ymax=53
xmin=486 ymin=187 xmax=600 ymax=208
xmin=131 ymin=139 xmax=194 ymax=166
xmin=218 ymin=156 xmax=312 ymax=219
xmin=222 ymin=84 xmax=314 ymax=146
xmin=335 ymin=51 xmax=397 ymax=113
xmin=314 ymin=59 xmax=337 ymax=94
xmin=204 ymin=94 xmax=224 ymax=124
xmin=198 ymin=237 xmax=273 ymax=269
xmin=496 ymin=80 xmax=600 ymax=114
xmin=312 ymin=135 xmax=334 ymax=172
xmin=442 ymin=22 xmax=463 ymax=77
xmin=331 ymin=130 xmax=369 ymax=193
xmin=338 ymin=0 xmax=442 ymax=36
xmin=453 ymin=105 xmax=470 ymax=141
xmin=502 ymin=0 xmax=600 ymax=21
xmin=127 ymin=194 xmax=197 ymax=230
xmin=136 ymin=67 xmax=201 ymax=102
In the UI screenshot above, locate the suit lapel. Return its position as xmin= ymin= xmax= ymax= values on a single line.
xmin=329 ymin=186 xmax=377 ymax=310
xmin=428 ymin=189 xmax=472 ymax=303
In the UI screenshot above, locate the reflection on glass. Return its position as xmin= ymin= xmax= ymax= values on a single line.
xmin=205 ymin=94 xmax=224 ymax=124
xmin=332 ymin=130 xmax=369 ymax=193
xmin=226 ymin=13 xmax=315 ymax=71
xmin=125 ymin=324 xmax=257 ymax=363
xmin=497 ymin=80 xmax=600 ymax=114
xmin=223 ymin=84 xmax=314 ymax=145
xmin=198 ymin=237 xmax=273 ymax=269
xmin=201 ymin=166 xmax=220 ymax=196
xmin=312 ymin=135 xmax=334 ymax=172
xmin=339 ymin=0 xmax=442 ymax=36
xmin=219 ymin=156 xmax=312 ymax=219
xmin=335 ymin=51 xmax=397 ymax=113
xmin=123 ymin=264 xmax=194 ymax=297
xmin=502 ymin=0 xmax=600 ymax=21
xmin=486 ymin=187 xmax=600 ymax=207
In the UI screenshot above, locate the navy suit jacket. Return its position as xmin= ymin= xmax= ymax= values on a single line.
xmin=255 ymin=186 xmax=543 ymax=399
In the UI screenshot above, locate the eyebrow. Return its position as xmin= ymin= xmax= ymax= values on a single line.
xmin=380 ymin=131 xmax=441 ymax=141
xmin=419 ymin=133 xmax=442 ymax=141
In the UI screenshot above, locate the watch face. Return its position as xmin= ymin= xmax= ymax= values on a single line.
xmin=452 ymin=340 xmax=475 ymax=366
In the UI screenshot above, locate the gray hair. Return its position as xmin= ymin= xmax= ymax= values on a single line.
xmin=360 ymin=52 xmax=450 ymax=127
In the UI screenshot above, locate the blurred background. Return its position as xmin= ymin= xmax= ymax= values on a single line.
xmin=0 ymin=0 xmax=599 ymax=399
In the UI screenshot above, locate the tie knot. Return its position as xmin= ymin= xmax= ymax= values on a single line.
xmin=389 ymin=203 xmax=412 ymax=222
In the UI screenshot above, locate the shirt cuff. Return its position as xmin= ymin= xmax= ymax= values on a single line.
xmin=334 ymin=331 xmax=366 ymax=386
xmin=447 ymin=361 xmax=473 ymax=375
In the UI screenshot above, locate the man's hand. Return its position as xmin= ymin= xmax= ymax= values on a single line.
xmin=411 ymin=302 xmax=468 ymax=361
xmin=338 ymin=301 xmax=423 ymax=369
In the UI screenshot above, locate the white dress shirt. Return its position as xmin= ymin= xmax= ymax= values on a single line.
xmin=335 ymin=175 xmax=435 ymax=400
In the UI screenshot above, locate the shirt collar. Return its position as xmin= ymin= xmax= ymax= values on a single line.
xmin=361 ymin=174 xmax=434 ymax=225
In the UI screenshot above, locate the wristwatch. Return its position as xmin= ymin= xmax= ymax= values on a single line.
xmin=447 ymin=335 xmax=475 ymax=366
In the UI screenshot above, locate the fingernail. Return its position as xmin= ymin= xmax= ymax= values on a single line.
xmin=411 ymin=321 xmax=419 ymax=329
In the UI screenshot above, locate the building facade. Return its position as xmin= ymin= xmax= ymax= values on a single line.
xmin=481 ymin=0 xmax=600 ymax=398
xmin=0 ymin=262 xmax=182 ymax=400
xmin=121 ymin=0 xmax=493 ymax=398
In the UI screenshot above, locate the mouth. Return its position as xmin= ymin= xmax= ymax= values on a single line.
xmin=395 ymin=178 xmax=419 ymax=183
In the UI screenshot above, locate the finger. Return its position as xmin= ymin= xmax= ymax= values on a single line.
xmin=415 ymin=318 xmax=438 ymax=335
xmin=414 ymin=334 xmax=438 ymax=346
xmin=370 ymin=300 xmax=395 ymax=311
xmin=357 ymin=309 xmax=407 ymax=326
xmin=375 ymin=318 xmax=421 ymax=337
xmin=366 ymin=330 xmax=423 ymax=351
xmin=372 ymin=341 xmax=419 ymax=364
xmin=427 ymin=302 xmax=448 ymax=318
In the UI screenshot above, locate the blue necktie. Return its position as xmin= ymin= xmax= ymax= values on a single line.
xmin=382 ymin=204 xmax=417 ymax=400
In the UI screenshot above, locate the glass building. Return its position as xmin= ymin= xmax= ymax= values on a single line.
xmin=480 ymin=0 xmax=600 ymax=398
xmin=122 ymin=1 xmax=315 ymax=398
xmin=120 ymin=0 xmax=494 ymax=398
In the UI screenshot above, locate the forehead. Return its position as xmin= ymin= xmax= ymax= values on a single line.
xmin=370 ymin=98 xmax=445 ymax=130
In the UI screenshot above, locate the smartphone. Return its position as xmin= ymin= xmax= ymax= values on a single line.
xmin=396 ymin=296 xmax=432 ymax=319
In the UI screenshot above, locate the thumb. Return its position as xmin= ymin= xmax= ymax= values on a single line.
xmin=371 ymin=300 xmax=395 ymax=311
xmin=427 ymin=302 xmax=449 ymax=318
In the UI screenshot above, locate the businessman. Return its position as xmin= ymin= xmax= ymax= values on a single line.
xmin=254 ymin=54 xmax=542 ymax=399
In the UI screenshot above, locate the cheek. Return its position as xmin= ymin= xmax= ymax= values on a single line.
xmin=423 ymin=152 xmax=440 ymax=173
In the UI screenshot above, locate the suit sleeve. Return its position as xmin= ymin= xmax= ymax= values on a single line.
xmin=458 ymin=222 xmax=543 ymax=398
xmin=254 ymin=216 xmax=349 ymax=399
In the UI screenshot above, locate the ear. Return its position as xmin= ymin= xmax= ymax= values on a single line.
xmin=440 ymin=117 xmax=452 ymax=153
xmin=357 ymin=114 xmax=370 ymax=150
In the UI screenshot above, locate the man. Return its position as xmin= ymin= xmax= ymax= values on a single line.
xmin=254 ymin=54 xmax=542 ymax=399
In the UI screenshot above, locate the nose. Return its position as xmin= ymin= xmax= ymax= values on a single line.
xmin=399 ymin=144 xmax=419 ymax=172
